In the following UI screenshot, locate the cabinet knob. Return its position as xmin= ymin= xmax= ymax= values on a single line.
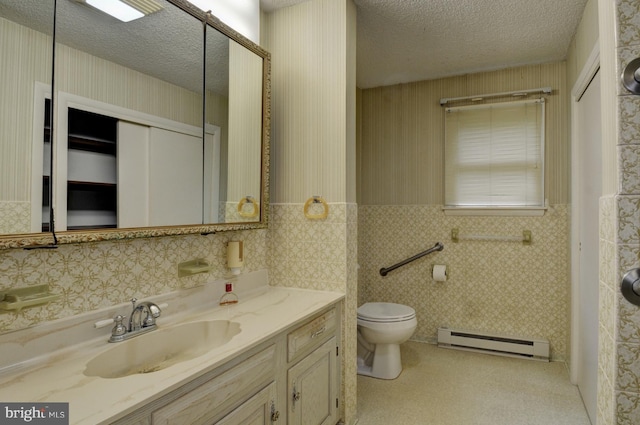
xmin=293 ymin=391 xmax=301 ymax=402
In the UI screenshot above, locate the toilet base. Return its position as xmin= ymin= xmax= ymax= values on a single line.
xmin=356 ymin=343 xmax=402 ymax=380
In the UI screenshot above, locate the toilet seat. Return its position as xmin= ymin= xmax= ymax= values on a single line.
xmin=357 ymin=302 xmax=416 ymax=323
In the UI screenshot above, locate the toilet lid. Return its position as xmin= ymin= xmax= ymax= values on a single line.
xmin=357 ymin=302 xmax=416 ymax=322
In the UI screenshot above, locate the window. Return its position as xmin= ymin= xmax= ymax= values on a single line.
xmin=444 ymin=99 xmax=545 ymax=212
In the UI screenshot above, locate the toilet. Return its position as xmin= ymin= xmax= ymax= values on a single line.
xmin=357 ymin=302 xmax=417 ymax=380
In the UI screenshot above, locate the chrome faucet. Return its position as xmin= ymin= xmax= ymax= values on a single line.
xmin=108 ymin=298 xmax=162 ymax=342
xmin=128 ymin=298 xmax=161 ymax=331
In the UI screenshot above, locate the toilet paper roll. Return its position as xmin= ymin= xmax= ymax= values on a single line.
xmin=433 ymin=265 xmax=447 ymax=282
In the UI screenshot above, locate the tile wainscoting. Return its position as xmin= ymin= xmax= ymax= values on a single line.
xmin=358 ymin=204 xmax=570 ymax=361
xmin=0 ymin=202 xmax=31 ymax=234
xmin=0 ymin=229 xmax=268 ymax=333
xmin=268 ymin=202 xmax=358 ymax=425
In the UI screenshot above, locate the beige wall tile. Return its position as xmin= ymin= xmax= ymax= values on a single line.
xmin=598 ymin=363 xmax=614 ymax=425
xmin=618 ymin=92 xmax=640 ymax=143
xmin=358 ymin=204 xmax=570 ymax=360
xmin=619 ymin=146 xmax=640 ymax=194
xmin=610 ymin=0 xmax=640 ymax=418
xmin=616 ymin=390 xmax=640 ymax=425
xmin=617 ymin=342 xmax=640 ymax=391
xmin=0 ymin=202 xmax=31 ymax=234
xmin=616 ymin=0 xmax=640 ymax=47
xmin=616 ymin=196 xmax=640 ymax=244
xmin=599 ymin=194 xmax=618 ymax=422
xmin=0 ymin=229 xmax=268 ymax=333
xmin=268 ymin=202 xmax=355 ymax=423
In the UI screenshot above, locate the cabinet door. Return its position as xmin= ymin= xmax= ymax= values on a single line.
xmin=117 ymin=121 xmax=149 ymax=228
xmin=216 ymin=382 xmax=277 ymax=425
xmin=118 ymin=124 xmax=203 ymax=227
xmin=287 ymin=337 xmax=337 ymax=425
xmin=148 ymin=127 xmax=203 ymax=226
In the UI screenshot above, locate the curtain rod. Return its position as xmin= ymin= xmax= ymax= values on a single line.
xmin=439 ymin=87 xmax=552 ymax=106
xmin=445 ymin=97 xmax=544 ymax=112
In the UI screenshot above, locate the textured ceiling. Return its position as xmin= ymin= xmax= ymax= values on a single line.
xmin=2 ymin=0 xmax=230 ymax=95
xmin=262 ymin=0 xmax=590 ymax=88
xmin=4 ymin=0 xmax=590 ymax=92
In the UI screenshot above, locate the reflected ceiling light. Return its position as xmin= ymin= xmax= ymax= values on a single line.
xmin=77 ymin=0 xmax=163 ymax=22
xmin=85 ymin=0 xmax=144 ymax=22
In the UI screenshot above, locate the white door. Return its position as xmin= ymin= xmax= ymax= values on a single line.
xmin=575 ymin=69 xmax=601 ymax=423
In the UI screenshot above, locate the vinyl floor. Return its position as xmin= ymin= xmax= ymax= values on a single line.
xmin=356 ymin=341 xmax=592 ymax=425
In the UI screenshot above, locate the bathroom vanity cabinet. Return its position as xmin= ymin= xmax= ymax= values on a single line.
xmin=0 ymin=284 xmax=343 ymax=425
xmin=113 ymin=304 xmax=341 ymax=425
xmin=150 ymin=344 xmax=278 ymax=425
xmin=287 ymin=307 xmax=339 ymax=425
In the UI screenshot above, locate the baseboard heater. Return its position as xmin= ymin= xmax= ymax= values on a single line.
xmin=437 ymin=327 xmax=549 ymax=361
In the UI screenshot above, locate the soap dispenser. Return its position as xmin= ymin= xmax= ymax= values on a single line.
xmin=227 ymin=241 xmax=244 ymax=275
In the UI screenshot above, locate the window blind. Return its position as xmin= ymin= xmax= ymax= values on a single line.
xmin=444 ymin=99 xmax=545 ymax=207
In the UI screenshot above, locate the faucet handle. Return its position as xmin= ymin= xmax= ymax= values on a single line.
xmin=139 ymin=302 xmax=162 ymax=327
xmin=148 ymin=303 xmax=161 ymax=319
xmin=111 ymin=315 xmax=127 ymax=337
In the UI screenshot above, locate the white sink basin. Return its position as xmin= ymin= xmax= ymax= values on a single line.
xmin=84 ymin=320 xmax=241 ymax=378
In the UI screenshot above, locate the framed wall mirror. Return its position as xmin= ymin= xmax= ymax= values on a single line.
xmin=0 ymin=0 xmax=270 ymax=249
xmin=0 ymin=0 xmax=55 ymax=247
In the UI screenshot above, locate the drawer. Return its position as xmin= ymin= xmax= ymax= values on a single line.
xmin=152 ymin=344 xmax=276 ymax=425
xmin=288 ymin=307 xmax=337 ymax=362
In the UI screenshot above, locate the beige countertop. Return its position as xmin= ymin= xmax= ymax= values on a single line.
xmin=0 ymin=277 xmax=343 ymax=425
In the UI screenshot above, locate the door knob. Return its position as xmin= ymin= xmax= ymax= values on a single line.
xmin=621 ymin=268 xmax=640 ymax=305
xmin=622 ymin=58 xmax=640 ymax=94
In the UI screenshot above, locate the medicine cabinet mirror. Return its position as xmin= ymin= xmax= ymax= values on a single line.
xmin=0 ymin=0 xmax=270 ymax=249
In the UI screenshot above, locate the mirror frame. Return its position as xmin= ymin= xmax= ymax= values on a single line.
xmin=0 ymin=0 xmax=270 ymax=250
